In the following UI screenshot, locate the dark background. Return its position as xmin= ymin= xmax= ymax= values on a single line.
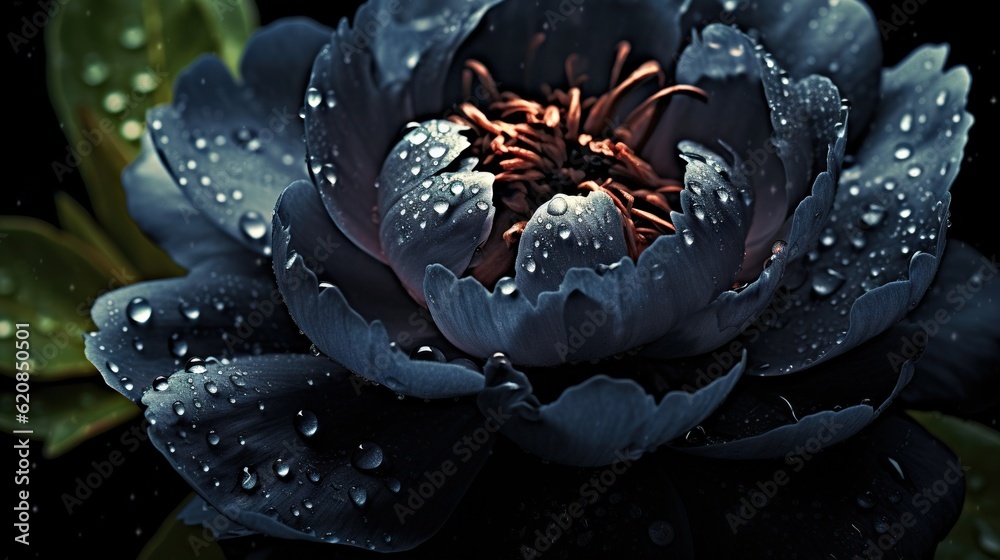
xmin=3 ymin=0 xmax=997 ymax=558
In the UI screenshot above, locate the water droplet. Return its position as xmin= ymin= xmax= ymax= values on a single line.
xmin=899 ymin=113 xmax=913 ymax=132
xmin=935 ymin=90 xmax=948 ymax=106
xmin=682 ymin=229 xmax=695 ymax=245
xmin=771 ymin=240 xmax=787 ymax=255
xmin=307 ymin=469 xmax=322 ymax=484
xmin=907 ymin=165 xmax=922 ymax=178
xmin=811 ymin=268 xmax=846 ymax=299
xmin=410 ymin=345 xmax=445 ymax=362
xmin=204 ymin=381 xmax=218 ymax=394
xmin=119 ymin=24 xmax=146 ymax=49
xmin=349 ymin=486 xmax=367 ymax=508
xmin=352 ymin=442 xmax=384 ymax=471
xmin=558 ymin=224 xmax=571 ymax=240
xmin=648 ymin=520 xmax=674 ymax=546
xmin=239 ymin=211 xmax=267 ymax=241
xmin=173 ymin=401 xmax=186 ymax=416
xmin=179 ymin=301 xmax=201 ymax=321
xmin=428 ymin=145 xmax=447 ymax=159
xmin=893 ymin=144 xmax=912 ymax=160
xmin=410 ymin=165 xmax=422 ymax=176
xmin=126 ymin=297 xmax=153 ymax=326
xmin=385 ymin=478 xmax=401 ymax=493
xmin=229 ymin=374 xmax=247 ymax=388
xmin=524 ymin=258 xmax=537 ymax=273
xmin=295 ymin=410 xmax=319 ymax=437
xmin=860 ymin=203 xmax=886 ymax=228
xmin=321 ymin=164 xmax=338 ymax=186
xmin=106 ymin=360 xmax=120 ymax=373
xmin=450 ymin=182 xmax=464 ymax=196
xmin=476 ymin=200 xmax=489 ymax=211
xmin=103 ymin=91 xmax=127 ymax=114
xmin=169 ymin=333 xmax=189 ymax=358
xmin=184 ymin=357 xmax=207 ymax=374
xmin=432 ymin=200 xmax=449 ymax=214
xmin=273 ymin=458 xmax=291 ymax=479
xmin=547 ymin=195 xmax=569 ymax=216
xmin=207 ymin=431 xmax=220 ymax=446
xmin=120 ymin=377 xmax=134 ymax=391
xmin=306 ymin=87 xmax=322 ymax=108
xmin=153 ymin=377 xmax=170 ymax=393
xmin=497 ymin=278 xmax=517 ymax=296
xmin=132 ymin=71 xmax=158 ymax=94
xmin=240 ymin=466 xmax=258 ymax=492
xmin=120 ymin=119 xmax=144 ymax=141
xmin=81 ymin=53 xmax=110 ymax=85
xmin=856 ymin=490 xmax=875 ymax=509
xmin=409 ymin=130 xmax=428 ymax=145
xmin=820 ymin=228 xmax=838 ymax=248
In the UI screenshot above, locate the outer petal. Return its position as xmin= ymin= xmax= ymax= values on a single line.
xmin=141 ymin=354 xmax=493 ymax=551
xmin=425 ymin=145 xmax=752 ymax=366
xmin=672 ymin=325 xmax=917 ymax=459
xmin=647 ymin=25 xmax=846 ymax=276
xmin=304 ymin=1 xmax=503 ymax=262
xmin=123 ymin=133 xmax=251 ymax=270
xmin=148 ymin=19 xmax=329 ymax=255
xmin=376 ymin=120 xmax=495 ymax=304
xmin=665 ymin=414 xmax=964 ymax=558
xmin=743 ymin=45 xmax=972 ymax=375
xmin=901 ymin=241 xmax=1000 ymax=415
xmin=478 ymin=352 xmax=743 ymax=467
xmin=84 ymin=261 xmax=308 ymax=403
xmin=272 ymin=181 xmax=485 ymax=398
xmin=683 ymin=0 xmax=882 ymax=136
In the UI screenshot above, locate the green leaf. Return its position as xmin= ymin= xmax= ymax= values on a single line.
xmin=55 ymin=191 xmax=135 ymax=273
xmin=910 ymin=411 xmax=1000 ymax=560
xmin=46 ymin=0 xmax=258 ymax=278
xmin=0 ymin=380 xmax=138 ymax=457
xmin=140 ymin=494 xmax=227 ymax=560
xmin=0 ymin=217 xmax=130 ymax=380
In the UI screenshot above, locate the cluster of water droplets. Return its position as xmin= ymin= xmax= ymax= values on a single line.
xmin=146 ymin=357 xmax=409 ymax=547
xmin=76 ymin=18 xmax=156 ymax=143
xmin=746 ymin=48 xmax=966 ymax=374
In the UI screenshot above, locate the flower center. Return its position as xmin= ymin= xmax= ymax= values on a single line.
xmin=450 ymin=42 xmax=706 ymax=287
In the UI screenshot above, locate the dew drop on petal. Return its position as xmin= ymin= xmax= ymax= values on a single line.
xmin=352 ymin=443 xmax=384 ymax=471
xmin=126 ymin=297 xmax=153 ymax=326
xmin=295 ymin=409 xmax=319 ymax=437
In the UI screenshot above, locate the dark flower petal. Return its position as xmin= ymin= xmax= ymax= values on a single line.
xmin=478 ymin=352 xmax=742 ymax=467
xmin=178 ymin=498 xmax=253 ymax=540
xmin=84 ymin=260 xmax=308 ymax=403
xmin=665 ymin=413 xmax=965 ymax=559
xmin=447 ymin=0 xmax=687 ymax=98
xmin=272 ymin=181 xmax=485 ymax=398
xmin=239 ymin=18 xmax=333 ymax=112
xmin=683 ymin=0 xmax=882 ymax=137
xmin=123 ymin=133 xmax=251 ymax=270
xmin=424 ymin=145 xmax=752 ymax=365
xmin=514 ymin=192 xmax=627 ymax=302
xmin=141 ymin=354 xmax=493 ymax=551
xmin=648 ymin=24 xmax=846 ymax=275
xmin=673 ymin=325 xmax=917 ymax=459
xmin=147 ymin=19 xmax=330 ymax=255
xmin=213 ymin=436 xmax=696 ymax=558
xmin=743 ymin=45 xmax=972 ymax=375
xmin=901 ymin=241 xmax=1000 ymax=415
xmin=305 ymin=1 xmax=502 ymax=261
xmin=376 ymin=120 xmax=495 ymax=304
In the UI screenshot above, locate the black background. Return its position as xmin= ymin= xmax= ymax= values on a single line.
xmin=3 ymin=0 xmax=997 ymax=558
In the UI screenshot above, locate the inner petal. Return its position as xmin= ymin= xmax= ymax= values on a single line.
xmin=448 ymin=44 xmax=707 ymax=287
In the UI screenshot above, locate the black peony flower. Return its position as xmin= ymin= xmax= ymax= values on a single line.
xmin=85 ymin=0 xmax=998 ymax=557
